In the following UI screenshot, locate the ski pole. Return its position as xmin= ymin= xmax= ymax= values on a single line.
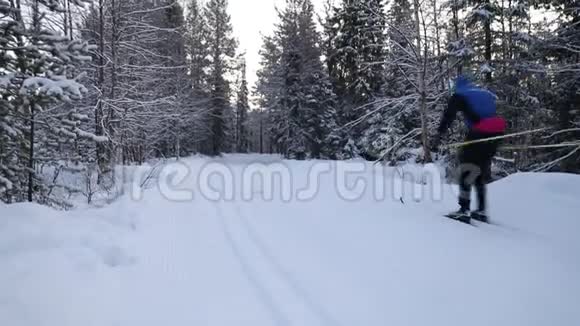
xmin=443 ymin=127 xmax=550 ymax=149
xmin=498 ymin=142 xmax=580 ymax=151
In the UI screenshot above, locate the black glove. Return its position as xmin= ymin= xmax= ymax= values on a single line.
xmin=431 ymin=134 xmax=441 ymax=152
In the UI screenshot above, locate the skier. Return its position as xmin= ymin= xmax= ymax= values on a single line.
xmin=432 ymin=75 xmax=506 ymax=224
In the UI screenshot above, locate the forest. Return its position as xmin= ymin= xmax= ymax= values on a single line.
xmin=1 ymin=0 xmax=579 ymax=205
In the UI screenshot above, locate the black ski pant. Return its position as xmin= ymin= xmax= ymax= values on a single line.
xmin=457 ymin=135 xmax=499 ymax=212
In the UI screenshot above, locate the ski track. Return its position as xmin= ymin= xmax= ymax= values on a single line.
xmin=215 ymin=201 xmax=343 ymax=326
xmin=233 ymin=204 xmax=343 ymax=326
xmin=216 ymin=203 xmax=291 ymax=326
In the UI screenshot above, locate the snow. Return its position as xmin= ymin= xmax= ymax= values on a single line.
xmin=0 ymin=73 xmax=15 ymax=88
xmin=71 ymin=113 xmax=90 ymax=121
xmin=20 ymin=76 xmax=87 ymax=101
xmin=448 ymin=39 xmax=475 ymax=58
xmin=74 ymin=128 xmax=109 ymax=143
xmin=39 ymin=32 xmax=68 ymax=42
xmin=0 ymin=121 xmax=18 ymax=137
xmin=480 ymin=63 xmax=494 ymax=73
xmin=513 ymin=31 xmax=534 ymax=43
xmin=1 ymin=154 xmax=580 ymax=326
xmin=0 ymin=175 xmax=13 ymax=191
xmin=472 ymin=8 xmax=494 ymax=20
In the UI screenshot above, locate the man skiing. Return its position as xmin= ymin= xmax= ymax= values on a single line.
xmin=432 ymin=76 xmax=506 ymax=224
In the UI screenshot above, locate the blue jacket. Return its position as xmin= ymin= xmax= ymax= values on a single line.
xmin=438 ymin=77 xmax=503 ymax=137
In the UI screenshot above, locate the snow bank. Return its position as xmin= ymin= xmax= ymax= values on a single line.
xmin=0 ymin=202 xmax=137 ymax=325
xmin=490 ymin=172 xmax=580 ymax=253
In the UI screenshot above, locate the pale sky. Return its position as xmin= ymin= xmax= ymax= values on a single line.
xmin=228 ymin=0 xmax=325 ymax=89
xmin=229 ymin=0 xmax=281 ymax=88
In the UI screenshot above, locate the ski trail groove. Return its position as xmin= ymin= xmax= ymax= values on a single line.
xmin=234 ymin=205 xmax=344 ymax=326
xmin=215 ymin=204 xmax=291 ymax=326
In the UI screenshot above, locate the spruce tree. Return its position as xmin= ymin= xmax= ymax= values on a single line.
xmin=204 ymin=0 xmax=237 ymax=156
xmin=328 ymin=0 xmax=387 ymax=106
xmin=255 ymin=0 xmax=339 ymax=159
xmin=236 ymin=58 xmax=250 ymax=153
xmin=1 ymin=0 xmax=95 ymax=203
xmin=185 ymin=0 xmax=209 ymax=93
xmin=466 ymin=0 xmax=497 ymax=83
xmin=183 ymin=0 xmax=212 ymax=155
xmin=296 ymin=0 xmax=340 ymax=159
xmin=322 ymin=0 xmax=388 ymax=159
xmin=534 ymin=0 xmax=580 ymax=171
xmin=255 ymin=34 xmax=283 ymax=153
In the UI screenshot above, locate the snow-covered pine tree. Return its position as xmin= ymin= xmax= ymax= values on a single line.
xmin=459 ymin=0 xmax=500 ymax=84
xmin=320 ymin=0 xmax=341 ymax=88
xmin=255 ymin=34 xmax=283 ymax=154
xmin=254 ymin=0 xmax=339 ymax=160
xmin=491 ymin=0 xmax=543 ymax=169
xmin=185 ymin=0 xmax=209 ymax=93
xmin=333 ymin=0 xmax=388 ymax=102
xmin=245 ymin=108 xmax=268 ymax=153
xmin=360 ymin=0 xmax=420 ymax=163
xmin=0 ymin=0 xmax=23 ymax=200
xmin=366 ymin=0 xmax=454 ymax=163
xmin=183 ymin=0 xmax=214 ymax=155
xmin=237 ymin=60 xmax=250 ymax=153
xmin=275 ymin=0 xmax=304 ymax=158
xmin=530 ymin=0 xmax=580 ymax=172
xmin=0 ymin=0 xmax=95 ymax=204
xmin=0 ymin=0 xmax=92 ymax=204
xmin=235 ymin=57 xmax=250 ymax=153
xmin=319 ymin=1 xmax=355 ymax=160
xmin=204 ymin=0 xmax=237 ymax=156
xmin=359 ymin=0 xmax=388 ymax=99
xmin=445 ymin=0 xmax=472 ymax=75
xmin=386 ymin=0 xmax=417 ymax=97
xmin=321 ymin=0 xmax=389 ymax=159
xmin=359 ymin=0 xmax=420 ymax=163
xmin=295 ymin=0 xmax=340 ymax=159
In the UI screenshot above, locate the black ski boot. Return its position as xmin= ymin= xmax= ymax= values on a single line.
xmin=446 ymin=209 xmax=471 ymax=224
xmin=471 ymin=211 xmax=489 ymax=224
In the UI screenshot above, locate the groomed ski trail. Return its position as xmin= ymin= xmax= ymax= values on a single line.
xmin=2 ymin=155 xmax=580 ymax=326
xmin=217 ymin=203 xmax=343 ymax=326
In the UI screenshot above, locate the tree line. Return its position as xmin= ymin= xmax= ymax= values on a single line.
xmin=255 ymin=0 xmax=579 ymax=170
xmin=0 ymin=0 xmax=578 ymax=205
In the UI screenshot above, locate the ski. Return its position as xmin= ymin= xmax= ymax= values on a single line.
xmin=444 ymin=214 xmax=475 ymax=226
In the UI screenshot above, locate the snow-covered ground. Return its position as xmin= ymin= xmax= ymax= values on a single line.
xmin=1 ymin=155 xmax=579 ymax=326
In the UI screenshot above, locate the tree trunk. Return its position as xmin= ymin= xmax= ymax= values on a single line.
xmin=27 ymin=102 xmax=35 ymax=202
xmin=259 ymin=109 xmax=264 ymax=154
xmin=96 ymin=0 xmax=106 ymax=184
xmin=500 ymin=0 xmax=507 ymax=63
xmin=109 ymin=0 xmax=118 ymax=171
xmin=432 ymin=0 xmax=444 ymax=90
xmin=63 ymin=0 xmax=69 ymax=37
xmin=413 ymin=0 xmax=432 ymax=163
xmin=451 ymin=0 xmax=463 ymax=75
xmin=508 ymin=0 xmax=513 ymax=61
xmin=27 ymin=0 xmax=41 ymax=202
xmin=484 ymin=12 xmax=492 ymax=83
xmin=480 ymin=0 xmax=493 ymax=83
xmin=67 ymin=0 xmax=73 ymax=39
xmin=176 ymin=128 xmax=181 ymax=161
